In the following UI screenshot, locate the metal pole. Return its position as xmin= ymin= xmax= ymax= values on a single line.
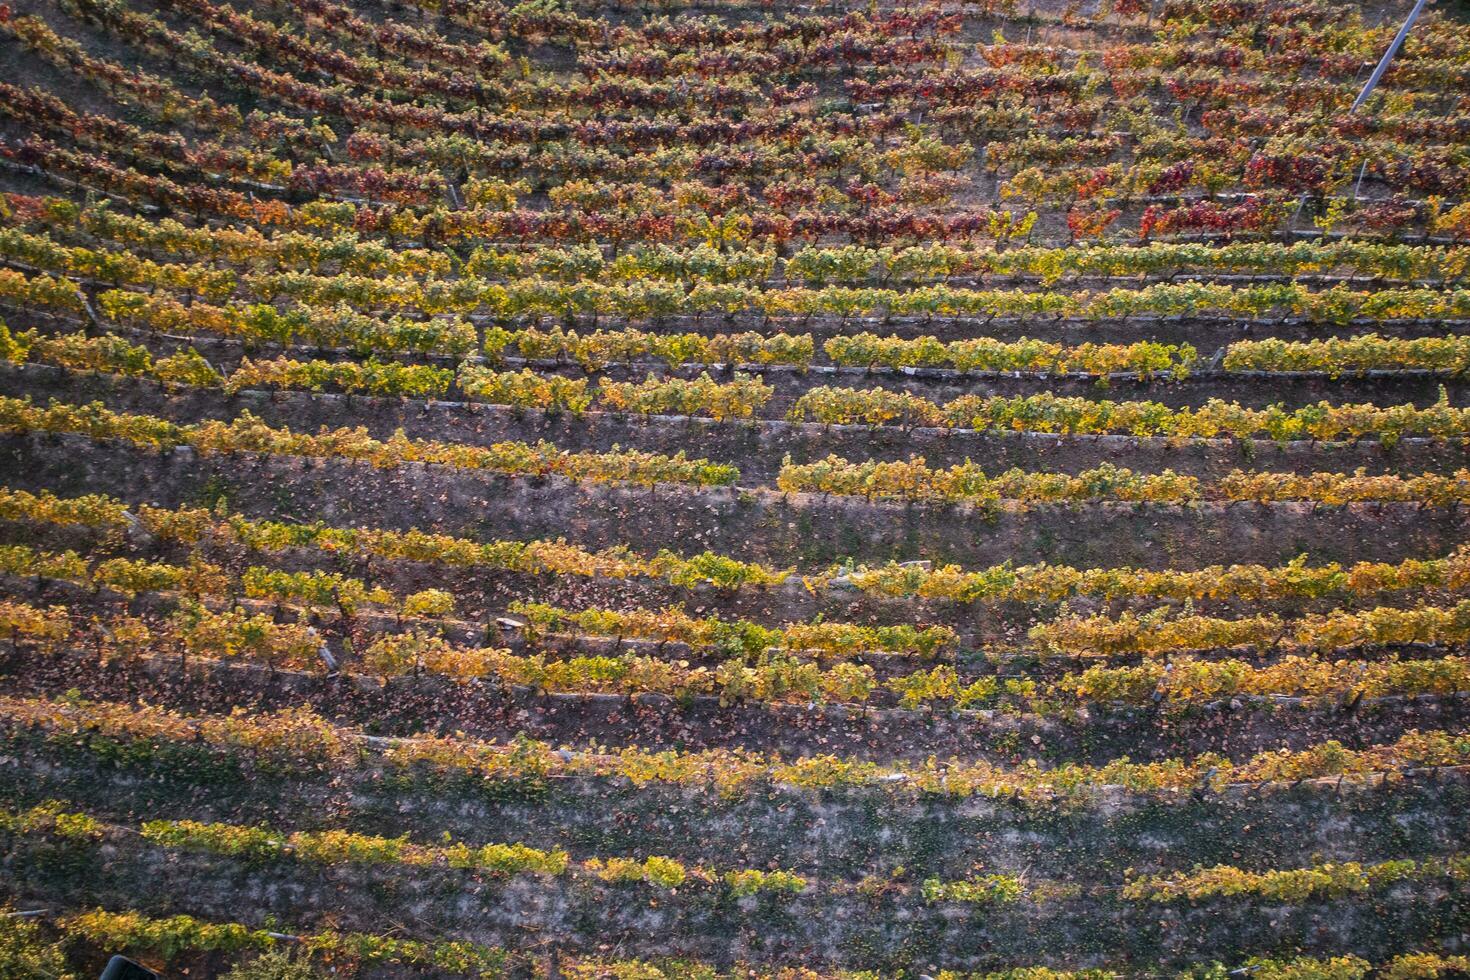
xmin=1351 ymin=0 xmax=1430 ymax=111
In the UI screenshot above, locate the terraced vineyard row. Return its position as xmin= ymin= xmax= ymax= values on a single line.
xmin=1 ymin=0 xmax=1469 ymax=973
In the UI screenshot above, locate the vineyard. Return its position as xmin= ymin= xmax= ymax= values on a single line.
xmin=3 ymin=0 xmax=1470 ymax=974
